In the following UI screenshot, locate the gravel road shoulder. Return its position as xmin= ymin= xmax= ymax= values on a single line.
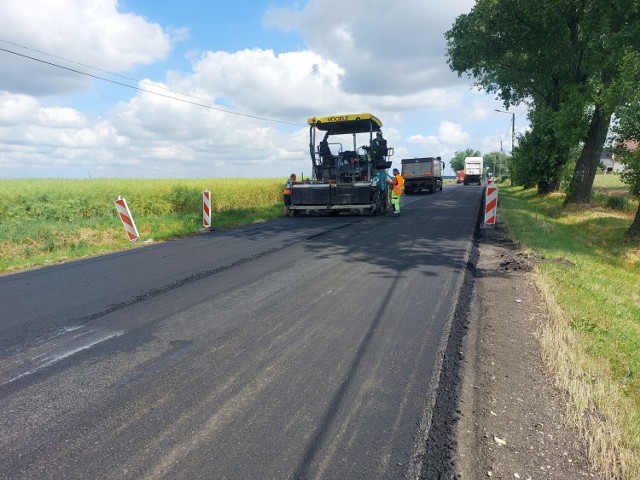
xmin=454 ymin=221 xmax=598 ymax=479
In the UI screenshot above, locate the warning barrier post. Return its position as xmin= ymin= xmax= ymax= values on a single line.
xmin=481 ymin=185 xmax=498 ymax=228
xmin=203 ymin=189 xmax=212 ymax=228
xmin=114 ymin=196 xmax=140 ymax=241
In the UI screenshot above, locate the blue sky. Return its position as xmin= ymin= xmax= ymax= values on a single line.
xmin=0 ymin=0 xmax=526 ymax=179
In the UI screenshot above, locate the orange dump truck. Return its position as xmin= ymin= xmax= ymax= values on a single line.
xmin=456 ymin=170 xmax=465 ymax=183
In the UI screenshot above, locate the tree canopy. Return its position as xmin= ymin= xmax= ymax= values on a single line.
xmin=483 ymin=151 xmax=509 ymax=178
xmin=446 ymin=0 xmax=640 ymax=202
xmin=611 ymin=50 xmax=640 ymax=236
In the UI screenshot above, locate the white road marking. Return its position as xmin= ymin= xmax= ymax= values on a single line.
xmin=2 ymin=330 xmax=125 ymax=386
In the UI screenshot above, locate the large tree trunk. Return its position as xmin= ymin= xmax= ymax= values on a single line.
xmin=538 ymin=178 xmax=561 ymax=194
xmin=626 ymin=204 xmax=640 ymax=237
xmin=564 ymin=105 xmax=612 ymax=204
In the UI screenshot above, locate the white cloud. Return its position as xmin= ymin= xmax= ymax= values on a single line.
xmin=0 ymin=0 xmax=531 ymax=179
xmin=263 ymin=0 xmax=476 ymax=95
xmin=0 ymin=92 xmax=38 ymax=124
xmin=190 ymin=49 xmax=346 ymax=117
xmin=38 ymin=107 xmax=85 ymax=128
xmin=408 ymin=134 xmax=440 ymax=149
xmin=0 ymin=0 xmax=174 ymax=95
xmin=438 ymin=121 xmax=470 ymax=144
xmin=404 ymin=121 xmax=470 ymax=164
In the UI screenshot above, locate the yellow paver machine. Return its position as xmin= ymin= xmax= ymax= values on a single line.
xmin=290 ymin=113 xmax=394 ymax=215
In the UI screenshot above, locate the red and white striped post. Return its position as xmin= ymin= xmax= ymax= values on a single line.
xmin=203 ymin=189 xmax=212 ymax=228
xmin=482 ymin=185 xmax=498 ymax=228
xmin=114 ymin=196 xmax=140 ymax=241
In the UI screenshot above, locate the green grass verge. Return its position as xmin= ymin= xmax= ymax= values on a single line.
xmin=498 ymin=184 xmax=640 ymax=479
xmin=593 ymin=173 xmax=627 ymax=189
xmin=592 ymin=173 xmax=638 ymax=212
xmin=0 ymin=178 xmax=284 ymax=273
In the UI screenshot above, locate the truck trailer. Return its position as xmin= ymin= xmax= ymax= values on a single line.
xmin=463 ymin=156 xmax=483 ymax=185
xmin=401 ymin=157 xmax=444 ymax=194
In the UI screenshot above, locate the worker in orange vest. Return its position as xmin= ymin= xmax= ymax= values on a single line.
xmin=283 ymin=173 xmax=297 ymax=217
xmin=386 ymin=168 xmax=404 ymax=216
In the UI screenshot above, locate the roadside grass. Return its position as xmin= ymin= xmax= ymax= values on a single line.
xmin=593 ymin=173 xmax=627 ymax=189
xmin=591 ymin=174 xmax=637 ymax=212
xmin=498 ymin=184 xmax=640 ymax=479
xmin=0 ymin=178 xmax=283 ymax=273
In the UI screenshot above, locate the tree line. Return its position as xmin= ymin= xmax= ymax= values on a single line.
xmin=445 ymin=0 xmax=640 ymax=236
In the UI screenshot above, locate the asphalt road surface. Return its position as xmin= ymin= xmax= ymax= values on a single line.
xmin=0 ymin=184 xmax=484 ymax=480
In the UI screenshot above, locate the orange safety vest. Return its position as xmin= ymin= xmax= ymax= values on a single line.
xmin=392 ymin=174 xmax=404 ymax=196
xmin=283 ymin=178 xmax=295 ymax=195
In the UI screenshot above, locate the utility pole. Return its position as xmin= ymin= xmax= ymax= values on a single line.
xmin=511 ymin=112 xmax=515 ymax=154
xmin=495 ymin=110 xmax=515 ymax=177
xmin=494 ymin=109 xmax=515 ymax=153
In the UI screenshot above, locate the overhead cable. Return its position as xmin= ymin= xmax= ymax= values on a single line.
xmin=0 ymin=42 xmax=305 ymax=127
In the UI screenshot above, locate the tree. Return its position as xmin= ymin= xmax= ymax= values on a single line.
xmin=617 ymin=146 xmax=640 ymax=236
xmin=508 ymin=135 xmax=537 ymax=189
xmin=483 ymin=151 xmax=509 ymax=177
xmin=446 ymin=0 xmax=591 ymax=193
xmin=450 ymin=148 xmax=480 ymax=173
xmin=563 ymin=1 xmax=640 ymax=204
xmin=611 ymin=51 xmax=640 ymax=237
xmin=446 ymin=0 xmax=640 ymax=201
xmin=509 ymin=123 xmax=578 ymax=191
xmin=525 ymin=105 xmax=583 ymax=193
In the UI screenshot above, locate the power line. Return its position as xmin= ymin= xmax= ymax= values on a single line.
xmin=0 ymin=37 xmax=273 ymax=119
xmin=0 ymin=38 xmax=213 ymax=106
xmin=0 ymin=40 xmax=306 ymax=127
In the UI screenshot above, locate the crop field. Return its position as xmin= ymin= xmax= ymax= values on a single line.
xmin=0 ymin=178 xmax=284 ymax=273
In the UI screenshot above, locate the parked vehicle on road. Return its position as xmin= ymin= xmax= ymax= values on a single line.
xmin=401 ymin=157 xmax=444 ymax=194
xmin=456 ymin=170 xmax=465 ymax=184
xmin=290 ymin=113 xmax=394 ymax=215
xmin=463 ymin=156 xmax=484 ymax=185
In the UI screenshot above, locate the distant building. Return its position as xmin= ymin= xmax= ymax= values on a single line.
xmin=607 ymin=139 xmax=638 ymax=174
xmin=602 ymin=149 xmax=625 ymax=174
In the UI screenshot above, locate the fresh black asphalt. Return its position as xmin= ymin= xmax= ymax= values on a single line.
xmin=0 ymin=185 xmax=484 ymax=479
